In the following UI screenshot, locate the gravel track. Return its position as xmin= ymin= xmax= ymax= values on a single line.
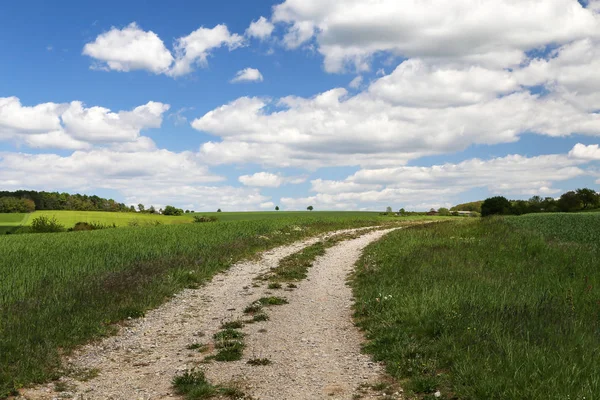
xmin=19 ymin=227 xmax=399 ymax=400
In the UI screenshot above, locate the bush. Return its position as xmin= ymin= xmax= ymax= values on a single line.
xmin=30 ymin=216 xmax=65 ymax=233
xmin=193 ymin=215 xmax=218 ymax=223
xmin=71 ymin=222 xmax=116 ymax=231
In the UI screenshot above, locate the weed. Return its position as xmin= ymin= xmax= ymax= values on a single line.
xmin=214 ymin=341 xmax=245 ymax=362
xmin=257 ymin=296 xmax=288 ymax=306
xmin=172 ymin=369 xmax=216 ymax=399
xmin=247 ymin=358 xmax=271 ymax=366
xmin=187 ymin=343 xmax=209 ymax=352
xmin=243 ymin=301 xmax=263 ymax=314
xmin=220 ymin=320 xmax=244 ymax=330
xmin=213 ymin=329 xmax=244 ymax=341
xmin=252 ymin=313 xmax=269 ymax=322
xmin=267 ymin=282 xmax=282 ymax=289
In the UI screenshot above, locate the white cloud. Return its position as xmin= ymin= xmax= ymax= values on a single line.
xmin=369 ymin=59 xmax=518 ymax=108
xmin=0 ymin=97 xmax=169 ymax=149
xmin=61 ymin=101 xmax=169 ymax=142
xmin=192 ymin=79 xmax=600 ymax=168
xmin=569 ymin=143 xmax=600 ymax=160
xmin=0 ymin=149 xmax=221 ymax=190
xmin=238 ymin=171 xmax=307 ymax=187
xmin=515 ymin=39 xmax=600 ymax=111
xmin=246 ymin=17 xmax=275 ymax=40
xmin=260 ymin=201 xmax=275 ymax=209
xmin=239 ymin=172 xmax=284 ymax=187
xmin=83 ymin=22 xmax=173 ymax=74
xmin=271 ymin=0 xmax=600 ymax=73
xmin=169 ymin=24 xmax=244 ymax=77
xmin=348 ymin=76 xmax=363 ymax=89
xmin=230 ymin=68 xmax=264 ymax=83
xmin=280 ymin=152 xmax=592 ymax=211
xmin=83 ymin=23 xmax=244 ymax=77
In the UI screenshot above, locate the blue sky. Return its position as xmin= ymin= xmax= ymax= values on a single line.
xmin=1 ymin=0 xmax=600 ymax=211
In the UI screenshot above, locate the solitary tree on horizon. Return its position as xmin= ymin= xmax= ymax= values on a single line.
xmin=275 ymin=206 xmax=280 ymax=211
xmin=307 ymin=205 xmax=314 ymax=211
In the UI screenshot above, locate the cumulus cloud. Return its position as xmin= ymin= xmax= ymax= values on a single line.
xmin=239 ymin=172 xmax=284 ymax=187
xmin=83 ymin=23 xmax=173 ymax=74
xmin=0 ymin=148 xmax=272 ymax=210
xmin=238 ymin=171 xmax=305 ymax=187
xmin=192 ymin=80 xmax=600 ymax=168
xmin=280 ymin=152 xmax=592 ymax=211
xmin=83 ymin=23 xmax=244 ymax=77
xmin=271 ymin=0 xmax=599 ymax=73
xmin=569 ymin=143 xmax=600 ymax=160
xmin=348 ymin=76 xmax=363 ymax=89
xmin=246 ymin=16 xmax=275 ymax=40
xmin=168 ymin=24 xmax=244 ymax=77
xmin=369 ymin=59 xmax=518 ymax=108
xmin=516 ymin=39 xmax=600 ymax=111
xmin=0 ymin=96 xmax=169 ymax=150
xmin=230 ymin=68 xmax=264 ymax=83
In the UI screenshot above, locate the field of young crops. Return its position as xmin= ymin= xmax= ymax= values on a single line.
xmin=0 ymin=214 xmax=400 ymax=397
xmin=505 ymin=212 xmax=600 ymax=244
xmin=353 ymin=215 xmax=600 ymax=399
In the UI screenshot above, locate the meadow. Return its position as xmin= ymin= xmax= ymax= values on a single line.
xmin=352 ymin=214 xmax=600 ymax=399
xmin=0 ymin=213 xmax=395 ymax=397
xmin=0 ymin=210 xmax=388 ymax=233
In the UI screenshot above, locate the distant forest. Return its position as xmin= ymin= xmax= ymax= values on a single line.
xmin=0 ymin=190 xmax=133 ymax=213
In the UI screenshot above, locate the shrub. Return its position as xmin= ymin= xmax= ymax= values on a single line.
xmin=193 ymin=215 xmax=218 ymax=223
xmin=30 ymin=216 xmax=65 ymax=233
xmin=71 ymin=222 xmax=116 ymax=231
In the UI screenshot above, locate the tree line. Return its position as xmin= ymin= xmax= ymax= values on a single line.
xmin=481 ymin=188 xmax=600 ymax=217
xmin=0 ymin=190 xmax=134 ymax=213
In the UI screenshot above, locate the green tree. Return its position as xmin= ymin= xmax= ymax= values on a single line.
xmin=217 ymin=208 xmax=222 ymax=212
xmin=481 ymin=196 xmax=511 ymax=217
xmin=385 ymin=206 xmax=393 ymax=213
xmin=138 ymin=203 xmax=145 ymax=212
xmin=398 ymin=208 xmax=406 ymax=216
xmin=163 ymin=205 xmax=184 ymax=216
xmin=438 ymin=207 xmax=450 ymax=216
xmin=575 ymin=188 xmax=600 ymax=209
xmin=307 ymin=205 xmax=314 ymax=211
xmin=148 ymin=205 xmax=156 ymax=214
xmin=275 ymin=206 xmax=280 ymax=211
xmin=558 ymin=191 xmax=583 ymax=212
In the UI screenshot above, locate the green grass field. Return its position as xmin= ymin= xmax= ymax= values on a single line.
xmin=0 ymin=210 xmax=391 ymax=231
xmin=0 ymin=213 xmax=404 ymax=397
xmin=352 ymin=215 xmax=600 ymax=399
xmin=0 ymin=213 xmax=28 ymax=234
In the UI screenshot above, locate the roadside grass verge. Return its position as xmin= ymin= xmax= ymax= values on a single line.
xmin=352 ymin=218 xmax=600 ymax=399
xmin=0 ymin=215 xmax=384 ymax=397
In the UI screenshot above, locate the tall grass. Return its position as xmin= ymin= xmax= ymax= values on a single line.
xmin=353 ymin=218 xmax=600 ymax=399
xmin=0 ymin=216 xmax=380 ymax=397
